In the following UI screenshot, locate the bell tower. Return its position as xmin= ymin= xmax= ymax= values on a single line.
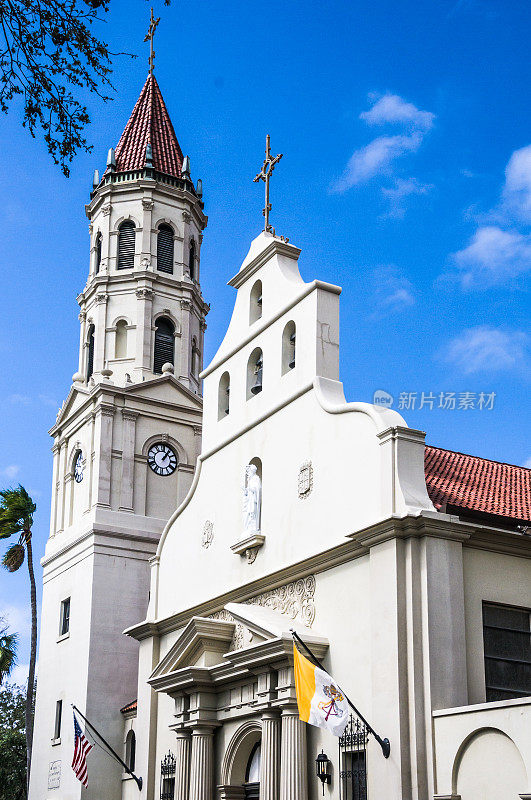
xmin=29 ymin=70 xmax=208 ymax=800
xmin=80 ymin=72 xmax=208 ymax=390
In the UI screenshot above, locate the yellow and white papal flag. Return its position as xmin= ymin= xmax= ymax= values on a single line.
xmin=293 ymin=645 xmax=349 ymax=737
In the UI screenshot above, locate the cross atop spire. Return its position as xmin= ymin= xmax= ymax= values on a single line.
xmin=144 ymin=7 xmax=161 ymax=77
xmin=254 ymin=134 xmax=283 ymax=235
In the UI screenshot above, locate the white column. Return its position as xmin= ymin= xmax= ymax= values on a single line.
xmin=261 ymin=711 xmax=281 ymax=800
xmin=56 ymin=440 xmax=67 ymax=533
xmin=179 ymin=299 xmax=192 ymax=387
xmin=92 ymin=403 xmax=114 ymax=507
xmin=174 ymin=731 xmax=191 ymax=800
xmin=78 ymin=309 xmax=86 ymax=374
xmin=119 ymin=409 xmax=138 ymax=511
xmin=141 ymin=196 xmax=154 ymax=260
xmin=49 ymin=442 xmax=60 ymax=537
xmin=93 ymin=292 xmax=108 ymax=373
xmin=134 ymin=287 xmax=154 ymax=379
xmin=280 ymin=707 xmax=307 ymax=800
xmin=189 ymin=726 xmax=214 ymax=800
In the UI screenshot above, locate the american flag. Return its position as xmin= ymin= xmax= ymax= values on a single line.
xmin=72 ymin=711 xmax=93 ymax=787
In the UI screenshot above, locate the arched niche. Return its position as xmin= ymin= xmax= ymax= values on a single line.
xmin=249 ymin=280 xmax=262 ymax=324
xmin=218 ymin=371 xmax=230 ymax=420
xmin=452 ymin=727 xmax=527 ymax=798
xmin=221 ymin=721 xmax=261 ymax=787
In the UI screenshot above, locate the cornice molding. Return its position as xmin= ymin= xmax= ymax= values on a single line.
xmin=228 ymin=240 xmax=301 ymax=289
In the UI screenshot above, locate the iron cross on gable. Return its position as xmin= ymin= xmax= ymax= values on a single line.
xmin=254 ymin=134 xmax=283 ymax=235
xmin=144 ymin=8 xmax=161 ymax=77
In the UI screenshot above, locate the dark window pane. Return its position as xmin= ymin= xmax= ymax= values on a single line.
xmin=154 ymin=318 xmax=175 ymax=374
xmin=483 ymin=602 xmax=531 ymax=701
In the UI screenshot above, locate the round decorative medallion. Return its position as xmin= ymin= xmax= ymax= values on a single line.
xmin=148 ymin=443 xmax=177 ymax=476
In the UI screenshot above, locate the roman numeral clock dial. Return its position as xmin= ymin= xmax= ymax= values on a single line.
xmin=148 ymin=443 xmax=177 ymax=476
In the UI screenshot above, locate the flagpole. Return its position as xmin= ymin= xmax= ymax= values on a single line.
xmin=72 ymin=705 xmax=143 ymax=790
xmin=290 ymin=630 xmax=391 ymax=759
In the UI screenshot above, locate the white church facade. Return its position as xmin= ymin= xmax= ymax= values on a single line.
xmin=29 ymin=68 xmax=531 ymax=800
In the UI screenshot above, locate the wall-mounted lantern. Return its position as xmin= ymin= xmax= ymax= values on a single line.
xmin=315 ymin=750 xmax=331 ymax=794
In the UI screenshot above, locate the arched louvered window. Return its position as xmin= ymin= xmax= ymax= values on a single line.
xmin=153 ymin=317 xmax=175 ymax=374
xmin=117 ymin=220 xmax=135 ymax=270
xmin=189 ymin=238 xmax=196 ymax=281
xmin=157 ymin=225 xmax=174 ymax=274
xmin=87 ymin=325 xmax=95 ymax=380
xmin=95 ymin=233 xmax=102 ymax=274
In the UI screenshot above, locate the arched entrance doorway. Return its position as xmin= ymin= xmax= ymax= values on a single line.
xmin=244 ymin=742 xmax=261 ymax=799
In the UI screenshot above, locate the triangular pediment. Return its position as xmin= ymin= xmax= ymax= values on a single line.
xmin=149 ymin=617 xmax=235 ymax=680
xmin=52 ymin=384 xmax=90 ymax=430
xmin=123 ymin=374 xmax=203 ymax=407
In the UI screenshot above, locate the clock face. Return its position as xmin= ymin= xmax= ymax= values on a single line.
xmin=74 ymin=452 xmax=84 ymax=483
xmin=148 ymin=443 xmax=177 ymax=476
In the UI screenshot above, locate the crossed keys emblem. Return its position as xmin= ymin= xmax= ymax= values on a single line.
xmin=254 ymin=134 xmax=283 ymax=234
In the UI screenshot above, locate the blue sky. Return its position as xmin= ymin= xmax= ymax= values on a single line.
xmin=0 ymin=0 xmax=529 ymax=681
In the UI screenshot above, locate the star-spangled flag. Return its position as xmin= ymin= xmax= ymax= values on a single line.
xmin=72 ymin=711 xmax=93 ymax=787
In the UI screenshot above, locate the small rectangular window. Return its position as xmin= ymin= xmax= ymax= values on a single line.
xmin=60 ymin=598 xmax=70 ymax=636
xmin=483 ymin=602 xmax=531 ymax=701
xmin=54 ymin=700 xmax=62 ymax=740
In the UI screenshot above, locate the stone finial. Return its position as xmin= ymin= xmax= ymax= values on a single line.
xmin=72 ymin=371 xmax=84 ymax=384
xmin=145 ymin=142 xmax=153 ymax=167
xmin=101 ymin=368 xmax=113 ymax=380
xmin=181 ymin=155 xmax=191 ymax=179
xmin=196 ymin=178 xmax=203 ymax=198
xmin=161 ymin=363 xmax=174 ymax=375
xmin=92 ymin=169 xmax=100 ymax=189
xmin=107 ymin=148 xmax=116 ymax=171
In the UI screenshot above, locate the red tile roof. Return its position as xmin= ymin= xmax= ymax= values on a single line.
xmin=114 ymin=75 xmax=184 ymax=178
xmin=120 ymin=699 xmax=137 ymax=714
xmin=424 ymin=446 xmax=531 ymax=523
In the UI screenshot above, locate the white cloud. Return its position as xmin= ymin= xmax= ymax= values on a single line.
xmin=452 ymin=225 xmax=531 ymax=288
xmin=0 ymin=465 xmax=20 ymax=480
xmin=501 ymin=144 xmax=531 ymax=223
xmin=332 ymin=94 xmax=435 ymax=212
xmin=9 ymin=394 xmax=31 ymax=405
xmin=442 ymin=326 xmax=528 ymax=374
xmin=332 ymin=133 xmax=423 ymax=192
xmin=372 ymin=265 xmax=416 ymax=313
xmin=9 ymin=662 xmax=29 ymax=687
xmin=381 ymin=178 xmax=434 ymax=219
xmin=0 ymin=604 xmax=31 ymax=641
xmin=38 ymin=394 xmax=59 ymax=409
xmin=447 ymin=144 xmax=531 ymax=289
xmin=360 ymin=93 xmax=435 ymax=132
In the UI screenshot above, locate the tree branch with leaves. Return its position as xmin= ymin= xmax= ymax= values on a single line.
xmin=0 ymin=0 xmax=116 ymax=176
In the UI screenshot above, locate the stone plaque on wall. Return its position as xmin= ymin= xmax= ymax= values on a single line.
xmin=48 ymin=760 xmax=61 ymax=789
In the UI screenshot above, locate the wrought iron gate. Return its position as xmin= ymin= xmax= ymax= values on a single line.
xmin=339 ymin=715 xmax=368 ymax=800
xmin=160 ymin=751 xmax=176 ymax=800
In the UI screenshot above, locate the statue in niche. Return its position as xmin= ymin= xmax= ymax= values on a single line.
xmin=242 ymin=464 xmax=262 ymax=534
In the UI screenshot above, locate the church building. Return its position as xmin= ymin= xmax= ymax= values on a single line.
xmin=30 ymin=58 xmax=530 ymax=800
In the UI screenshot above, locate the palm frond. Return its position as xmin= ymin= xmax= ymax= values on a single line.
xmin=2 ymin=544 xmax=25 ymax=572
xmin=0 ymin=485 xmax=36 ymax=540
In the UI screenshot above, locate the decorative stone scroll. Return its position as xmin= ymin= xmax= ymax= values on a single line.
xmin=298 ymin=461 xmax=313 ymax=498
xmin=209 ymin=575 xmax=316 ymax=643
xmin=249 ymin=575 xmax=316 ymax=627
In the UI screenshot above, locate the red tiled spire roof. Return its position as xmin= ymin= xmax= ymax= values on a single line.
xmin=424 ymin=445 xmax=531 ymax=523
xmin=114 ymin=75 xmax=184 ymax=177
